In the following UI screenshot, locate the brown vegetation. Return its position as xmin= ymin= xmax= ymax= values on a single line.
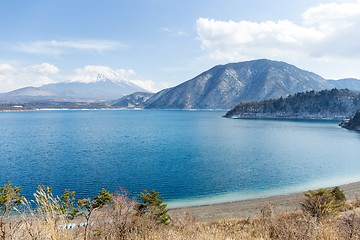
xmin=2 ymin=185 xmax=360 ymax=239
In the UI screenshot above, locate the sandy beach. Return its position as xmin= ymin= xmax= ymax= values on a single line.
xmin=169 ymin=181 xmax=360 ymax=221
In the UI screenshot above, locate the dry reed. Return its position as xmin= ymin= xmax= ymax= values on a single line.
xmin=3 ymin=191 xmax=360 ymax=239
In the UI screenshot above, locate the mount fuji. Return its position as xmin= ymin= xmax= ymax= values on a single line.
xmin=0 ymin=67 xmax=149 ymax=103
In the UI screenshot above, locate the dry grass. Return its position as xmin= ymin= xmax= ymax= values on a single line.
xmin=3 ymin=194 xmax=360 ymax=239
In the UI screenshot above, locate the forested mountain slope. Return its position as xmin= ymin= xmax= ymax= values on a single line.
xmin=224 ymin=89 xmax=360 ymax=119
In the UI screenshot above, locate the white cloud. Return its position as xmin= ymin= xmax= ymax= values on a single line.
xmin=0 ymin=64 xmax=14 ymax=72
xmin=302 ymin=1 xmax=360 ymax=29
xmin=71 ymin=65 xmax=127 ymax=83
xmin=116 ymin=69 xmax=136 ymax=79
xmin=116 ymin=68 xmax=158 ymax=92
xmin=0 ymin=63 xmax=159 ymax=93
xmin=14 ymin=40 xmax=126 ymax=55
xmin=0 ymin=63 xmax=59 ymax=93
xmin=196 ymin=1 xmax=360 ymax=62
xmin=176 ymin=31 xmax=187 ymax=36
xmin=70 ymin=66 xmax=158 ymax=92
xmin=27 ymin=63 xmax=59 ymax=74
xmin=162 ymin=27 xmax=171 ymax=32
xmin=129 ymin=79 xmax=158 ymax=93
xmin=161 ymin=27 xmax=188 ymax=36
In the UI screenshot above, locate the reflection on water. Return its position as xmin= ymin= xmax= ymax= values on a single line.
xmin=0 ymin=110 xmax=359 ymax=208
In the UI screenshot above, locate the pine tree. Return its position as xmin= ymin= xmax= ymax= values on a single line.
xmin=137 ymin=190 xmax=170 ymax=225
xmin=0 ymin=181 xmax=24 ymax=240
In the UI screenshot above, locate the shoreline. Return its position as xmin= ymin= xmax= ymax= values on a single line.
xmin=0 ymin=108 xmax=347 ymax=121
xmin=0 ymin=108 xmax=227 ymax=112
xmin=0 ymin=108 xmax=143 ymax=112
xmin=169 ymin=181 xmax=360 ymax=221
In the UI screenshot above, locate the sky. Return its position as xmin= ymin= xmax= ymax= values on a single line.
xmin=1 ymin=0 xmax=360 ymax=93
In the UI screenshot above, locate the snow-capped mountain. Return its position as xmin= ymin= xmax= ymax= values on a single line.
xmin=145 ymin=59 xmax=360 ymax=110
xmin=145 ymin=59 xmax=329 ymax=109
xmin=0 ymin=67 xmax=149 ymax=103
xmin=2 ymin=60 xmax=360 ymax=108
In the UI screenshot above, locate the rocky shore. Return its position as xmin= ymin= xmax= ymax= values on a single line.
xmin=340 ymin=110 xmax=360 ymax=131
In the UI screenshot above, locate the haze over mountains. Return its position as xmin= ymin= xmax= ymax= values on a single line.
xmin=111 ymin=92 xmax=154 ymax=109
xmin=145 ymin=59 xmax=360 ymax=109
xmin=1 ymin=59 xmax=360 ymax=110
xmin=0 ymin=67 xmax=148 ymax=103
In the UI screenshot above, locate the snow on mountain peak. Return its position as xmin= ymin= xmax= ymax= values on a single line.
xmin=71 ymin=65 xmax=130 ymax=84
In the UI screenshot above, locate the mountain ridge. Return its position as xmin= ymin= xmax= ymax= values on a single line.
xmin=110 ymin=92 xmax=154 ymax=108
xmin=145 ymin=59 xmax=358 ymax=110
xmin=2 ymin=59 xmax=360 ymax=109
xmin=0 ymin=67 xmax=148 ymax=103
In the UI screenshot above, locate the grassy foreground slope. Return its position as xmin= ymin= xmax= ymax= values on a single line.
xmin=2 ymin=182 xmax=360 ymax=239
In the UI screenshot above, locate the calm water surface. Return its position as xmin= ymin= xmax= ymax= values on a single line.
xmin=1 ymin=110 xmax=360 ymax=208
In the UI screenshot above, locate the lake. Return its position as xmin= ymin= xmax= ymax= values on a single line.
xmin=1 ymin=110 xmax=360 ymax=208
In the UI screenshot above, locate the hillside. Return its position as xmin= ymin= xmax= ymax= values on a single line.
xmin=341 ymin=110 xmax=360 ymax=130
xmin=328 ymin=78 xmax=360 ymax=91
xmin=145 ymin=59 xmax=331 ymax=109
xmin=224 ymin=88 xmax=360 ymax=119
xmin=3 ymin=180 xmax=360 ymax=239
xmin=2 ymin=60 xmax=360 ymax=109
xmin=110 ymin=92 xmax=154 ymax=108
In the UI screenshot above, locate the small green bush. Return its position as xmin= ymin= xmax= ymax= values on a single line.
xmin=331 ymin=186 xmax=346 ymax=201
xmin=0 ymin=181 xmax=24 ymax=240
xmin=137 ymin=190 xmax=170 ymax=225
xmin=302 ymin=187 xmax=346 ymax=218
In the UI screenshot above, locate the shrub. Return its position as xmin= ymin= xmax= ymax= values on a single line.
xmin=78 ymin=188 xmax=113 ymax=240
xmin=331 ymin=186 xmax=346 ymax=201
xmin=25 ymin=185 xmax=71 ymax=239
xmin=137 ymin=190 xmax=170 ymax=225
xmin=0 ymin=181 xmax=24 ymax=240
xmin=302 ymin=187 xmax=346 ymax=218
xmin=106 ymin=188 xmax=137 ymax=239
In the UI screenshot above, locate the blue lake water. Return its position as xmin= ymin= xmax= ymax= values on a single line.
xmin=1 ymin=110 xmax=360 ymax=208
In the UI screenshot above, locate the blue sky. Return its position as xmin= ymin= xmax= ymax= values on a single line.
xmin=1 ymin=0 xmax=360 ymax=93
